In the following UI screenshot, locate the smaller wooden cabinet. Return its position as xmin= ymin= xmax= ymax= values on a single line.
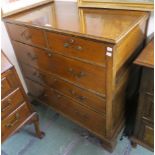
xmin=131 ymin=38 xmax=154 ymax=151
xmin=1 ymin=52 xmax=44 ymax=142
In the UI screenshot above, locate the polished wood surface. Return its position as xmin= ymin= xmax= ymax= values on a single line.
xmin=4 ymin=2 xmax=149 ymax=152
xmin=4 ymin=2 xmax=149 ymax=43
xmin=134 ymin=38 xmax=154 ymax=68
xmin=131 ymin=38 xmax=154 ymax=151
xmin=20 ymin=64 xmax=106 ymax=114
xmin=1 ymin=52 xmax=44 ymax=142
xmin=78 ymin=0 xmax=154 ymax=11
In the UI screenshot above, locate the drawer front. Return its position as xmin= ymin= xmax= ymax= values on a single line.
xmin=1 ymin=69 xmax=19 ymax=98
xmin=140 ymin=92 xmax=154 ymax=122
xmin=14 ymin=42 xmax=106 ymax=95
xmin=26 ymin=79 xmax=106 ymax=136
xmin=140 ymin=68 xmax=154 ymax=94
xmin=2 ymin=103 xmax=31 ymax=142
xmin=21 ymin=64 xmax=106 ymax=114
xmin=2 ymin=88 xmax=25 ymax=120
xmin=137 ymin=120 xmax=154 ymax=149
xmin=7 ymin=23 xmax=46 ymax=48
xmin=46 ymin=32 xmax=106 ymax=66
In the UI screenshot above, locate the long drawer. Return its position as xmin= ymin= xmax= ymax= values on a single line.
xmin=2 ymin=88 xmax=25 ymax=120
xmin=13 ymin=41 xmax=106 ymax=95
xmin=26 ymin=78 xmax=106 ymax=136
xmin=46 ymin=31 xmax=106 ymax=66
xmin=2 ymin=103 xmax=31 ymax=142
xmin=21 ymin=64 xmax=106 ymax=114
xmin=7 ymin=23 xmax=47 ymax=48
xmin=1 ymin=69 xmax=19 ymax=98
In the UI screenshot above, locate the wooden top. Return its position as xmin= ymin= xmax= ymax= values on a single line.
xmin=4 ymin=1 xmax=149 ymax=43
xmin=1 ymin=52 xmax=13 ymax=74
xmin=134 ymin=38 xmax=154 ymax=68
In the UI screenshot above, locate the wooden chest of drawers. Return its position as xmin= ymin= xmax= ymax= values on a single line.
xmin=131 ymin=38 xmax=154 ymax=151
xmin=1 ymin=52 xmax=44 ymax=142
xmin=3 ymin=1 xmax=149 ymax=152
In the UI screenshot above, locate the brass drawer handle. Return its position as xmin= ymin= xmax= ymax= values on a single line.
xmin=64 ymin=38 xmax=75 ymax=48
xmin=21 ymin=29 xmax=32 ymax=41
xmin=27 ymin=52 xmax=37 ymax=60
xmin=68 ymin=68 xmax=86 ymax=78
xmin=75 ymin=46 xmax=83 ymax=51
xmin=2 ymin=99 xmax=12 ymax=112
xmin=6 ymin=113 xmax=20 ymax=128
xmin=77 ymin=96 xmax=87 ymax=102
xmin=47 ymin=52 xmax=52 ymax=57
xmin=64 ymin=43 xmax=70 ymax=48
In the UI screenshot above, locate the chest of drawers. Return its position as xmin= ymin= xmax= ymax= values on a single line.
xmin=1 ymin=52 xmax=44 ymax=142
xmin=131 ymin=38 xmax=154 ymax=151
xmin=3 ymin=1 xmax=149 ymax=152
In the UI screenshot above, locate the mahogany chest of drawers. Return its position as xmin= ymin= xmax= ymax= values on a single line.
xmin=1 ymin=52 xmax=44 ymax=142
xmin=3 ymin=1 xmax=149 ymax=152
xmin=131 ymin=38 xmax=154 ymax=151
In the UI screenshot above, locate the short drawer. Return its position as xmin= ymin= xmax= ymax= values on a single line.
xmin=137 ymin=120 xmax=154 ymax=149
xmin=46 ymin=31 xmax=106 ymax=66
xmin=14 ymin=41 xmax=106 ymax=95
xmin=140 ymin=68 xmax=154 ymax=94
xmin=7 ymin=23 xmax=46 ymax=48
xmin=21 ymin=64 xmax=106 ymax=114
xmin=2 ymin=88 xmax=25 ymax=120
xmin=26 ymin=79 xmax=106 ymax=136
xmin=1 ymin=69 xmax=19 ymax=98
xmin=2 ymin=103 xmax=31 ymax=142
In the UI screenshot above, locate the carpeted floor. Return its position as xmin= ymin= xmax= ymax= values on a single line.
xmin=2 ymin=104 xmax=154 ymax=155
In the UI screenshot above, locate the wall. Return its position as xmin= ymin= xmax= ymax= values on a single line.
xmin=1 ymin=2 xmax=154 ymax=93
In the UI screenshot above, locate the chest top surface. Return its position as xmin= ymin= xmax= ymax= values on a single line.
xmin=1 ymin=52 xmax=13 ymax=74
xmin=4 ymin=1 xmax=148 ymax=43
xmin=134 ymin=38 xmax=154 ymax=68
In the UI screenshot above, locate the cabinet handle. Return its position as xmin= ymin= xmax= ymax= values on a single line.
xmin=48 ymin=52 xmax=52 ymax=57
xmin=68 ymin=68 xmax=86 ymax=78
xmin=64 ymin=43 xmax=70 ymax=48
xmin=27 ymin=52 xmax=37 ymax=60
xmin=6 ymin=113 xmax=20 ymax=128
xmin=2 ymin=99 xmax=12 ymax=112
xmin=77 ymin=96 xmax=87 ymax=102
xmin=21 ymin=29 xmax=32 ymax=41
xmin=75 ymin=46 xmax=83 ymax=51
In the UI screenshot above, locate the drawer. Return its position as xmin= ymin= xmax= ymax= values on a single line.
xmin=137 ymin=120 xmax=154 ymax=148
xmin=46 ymin=31 xmax=106 ymax=66
xmin=2 ymin=103 xmax=31 ymax=142
xmin=26 ymin=79 xmax=106 ymax=136
xmin=141 ymin=92 xmax=154 ymax=122
xmin=1 ymin=69 xmax=19 ymax=98
xmin=7 ymin=23 xmax=46 ymax=48
xmin=140 ymin=68 xmax=154 ymax=94
xmin=14 ymin=41 xmax=106 ymax=95
xmin=2 ymin=88 xmax=25 ymax=120
xmin=21 ymin=64 xmax=106 ymax=114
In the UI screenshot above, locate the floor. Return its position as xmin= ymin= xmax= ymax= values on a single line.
xmin=2 ymin=104 xmax=154 ymax=155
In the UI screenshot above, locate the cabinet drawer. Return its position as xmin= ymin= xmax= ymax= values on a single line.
xmin=21 ymin=64 xmax=106 ymax=114
xmin=46 ymin=31 xmax=106 ymax=66
xmin=1 ymin=69 xmax=19 ymax=98
xmin=139 ymin=92 xmax=154 ymax=122
xmin=14 ymin=42 xmax=106 ymax=95
xmin=137 ymin=120 xmax=154 ymax=149
xmin=7 ymin=23 xmax=46 ymax=48
xmin=2 ymin=88 xmax=25 ymax=120
xmin=2 ymin=103 xmax=31 ymax=142
xmin=26 ymin=79 xmax=106 ymax=136
xmin=140 ymin=68 xmax=154 ymax=94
